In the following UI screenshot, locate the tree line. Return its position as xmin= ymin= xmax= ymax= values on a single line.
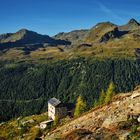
xmin=74 ymin=82 xmax=115 ymax=117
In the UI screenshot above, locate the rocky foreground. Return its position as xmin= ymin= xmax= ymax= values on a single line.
xmin=45 ymin=87 xmax=140 ymax=140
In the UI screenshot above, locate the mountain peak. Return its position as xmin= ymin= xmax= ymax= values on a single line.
xmin=18 ymin=28 xmax=29 ymax=31
xmin=128 ymin=18 xmax=140 ymax=26
xmin=92 ymin=21 xmax=117 ymax=29
xmin=16 ymin=29 xmax=34 ymax=34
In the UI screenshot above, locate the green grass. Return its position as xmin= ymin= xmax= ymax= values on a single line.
xmin=0 ymin=112 xmax=48 ymax=140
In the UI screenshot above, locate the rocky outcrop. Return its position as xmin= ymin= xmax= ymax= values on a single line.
xmin=100 ymin=27 xmax=121 ymax=42
xmin=119 ymin=18 xmax=140 ymax=31
xmin=85 ymin=22 xmax=117 ymax=43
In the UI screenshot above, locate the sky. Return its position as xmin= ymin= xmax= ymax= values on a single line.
xmin=0 ymin=0 xmax=140 ymax=36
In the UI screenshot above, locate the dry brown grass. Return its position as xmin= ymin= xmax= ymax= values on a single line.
xmin=0 ymin=34 xmax=139 ymax=62
xmin=61 ymin=129 xmax=92 ymax=140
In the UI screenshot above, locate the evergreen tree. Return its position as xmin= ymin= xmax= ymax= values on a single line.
xmin=104 ymin=82 xmax=115 ymax=104
xmin=74 ymin=95 xmax=87 ymax=117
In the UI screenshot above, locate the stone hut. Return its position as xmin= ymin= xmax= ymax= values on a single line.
xmin=48 ymin=97 xmax=67 ymax=120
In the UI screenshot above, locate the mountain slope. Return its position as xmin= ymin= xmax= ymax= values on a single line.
xmin=0 ymin=29 xmax=70 ymax=48
xmin=54 ymin=22 xmax=119 ymax=44
xmin=45 ymin=86 xmax=140 ymax=140
xmin=85 ymin=22 xmax=118 ymax=43
xmin=54 ymin=19 xmax=140 ymax=46
xmin=0 ymin=29 xmax=52 ymax=44
xmin=54 ymin=29 xmax=89 ymax=44
xmin=0 ymin=85 xmax=139 ymax=140
xmin=119 ymin=18 xmax=140 ymax=31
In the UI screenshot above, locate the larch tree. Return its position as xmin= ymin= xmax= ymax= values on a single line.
xmin=74 ymin=95 xmax=87 ymax=117
xmin=104 ymin=82 xmax=115 ymax=104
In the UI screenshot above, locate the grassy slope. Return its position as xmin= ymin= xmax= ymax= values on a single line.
xmin=0 ymin=34 xmax=139 ymax=63
xmin=0 ymin=112 xmax=48 ymax=140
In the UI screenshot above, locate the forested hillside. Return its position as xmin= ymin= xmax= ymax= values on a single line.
xmin=1 ymin=57 xmax=140 ymax=122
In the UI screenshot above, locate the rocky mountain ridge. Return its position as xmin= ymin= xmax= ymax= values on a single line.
xmin=0 ymin=29 xmax=70 ymax=49
xmin=119 ymin=18 xmax=140 ymax=31
xmin=0 ymin=18 xmax=140 ymax=47
xmin=54 ymin=18 xmax=140 ymax=44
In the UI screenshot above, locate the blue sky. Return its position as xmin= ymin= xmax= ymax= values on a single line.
xmin=0 ymin=0 xmax=140 ymax=36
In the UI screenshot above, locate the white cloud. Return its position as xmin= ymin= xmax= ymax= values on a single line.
xmin=97 ymin=1 xmax=124 ymax=22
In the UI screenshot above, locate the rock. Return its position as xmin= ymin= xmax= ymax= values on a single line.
xmin=119 ymin=132 xmax=130 ymax=140
xmin=28 ymin=119 xmax=34 ymax=123
xmin=114 ymin=101 xmax=120 ymax=106
xmin=134 ymin=103 xmax=140 ymax=113
xmin=85 ymin=134 xmax=92 ymax=140
xmin=102 ymin=117 xmax=113 ymax=128
xmin=47 ymin=133 xmax=50 ymax=136
xmin=128 ymin=104 xmax=134 ymax=109
xmin=137 ymin=116 xmax=140 ymax=122
xmin=73 ymin=125 xmax=77 ymax=129
xmin=131 ymin=91 xmax=140 ymax=99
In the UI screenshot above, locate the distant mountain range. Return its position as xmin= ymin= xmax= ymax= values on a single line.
xmin=0 ymin=18 xmax=140 ymax=47
xmin=0 ymin=18 xmax=140 ymax=59
xmin=0 ymin=29 xmax=71 ymax=50
xmin=54 ymin=18 xmax=140 ymax=44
